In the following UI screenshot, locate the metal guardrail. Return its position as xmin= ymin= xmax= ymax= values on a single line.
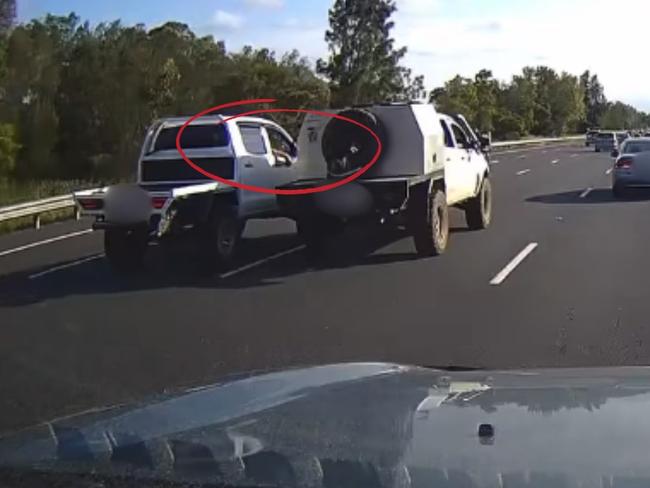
xmin=492 ymin=135 xmax=583 ymax=149
xmin=0 ymin=194 xmax=80 ymax=229
xmin=0 ymin=135 xmax=585 ymax=229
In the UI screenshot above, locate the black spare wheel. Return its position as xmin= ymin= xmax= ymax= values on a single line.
xmin=321 ymin=108 xmax=386 ymax=177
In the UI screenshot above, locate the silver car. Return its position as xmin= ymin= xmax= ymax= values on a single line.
xmin=595 ymin=131 xmax=617 ymax=152
xmin=612 ymin=137 xmax=650 ymax=197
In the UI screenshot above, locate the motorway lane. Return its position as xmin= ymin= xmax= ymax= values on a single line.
xmin=2 ymin=143 xmax=649 ymax=434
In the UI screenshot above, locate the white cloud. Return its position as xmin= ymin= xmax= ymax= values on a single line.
xmin=392 ymin=0 xmax=650 ymax=109
xmin=244 ymin=0 xmax=285 ymax=8
xmin=212 ymin=10 xmax=244 ymax=29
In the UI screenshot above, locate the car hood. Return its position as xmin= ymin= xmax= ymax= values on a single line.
xmin=3 ymin=363 xmax=650 ymax=487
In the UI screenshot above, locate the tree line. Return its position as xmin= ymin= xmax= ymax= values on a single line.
xmin=0 ymin=0 xmax=647 ymax=184
xmin=431 ymin=67 xmax=650 ymax=140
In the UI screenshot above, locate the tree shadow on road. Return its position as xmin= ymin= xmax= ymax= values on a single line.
xmin=0 ymin=223 xmax=474 ymax=307
xmin=527 ymin=188 xmax=650 ymax=205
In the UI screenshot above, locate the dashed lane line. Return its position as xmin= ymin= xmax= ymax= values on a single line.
xmin=490 ymin=243 xmax=539 ymax=286
xmin=0 ymin=229 xmax=94 ymax=259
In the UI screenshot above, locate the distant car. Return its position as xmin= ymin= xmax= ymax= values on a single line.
xmin=611 ymin=137 xmax=650 ymax=198
xmin=585 ymin=130 xmax=599 ymax=146
xmin=594 ymin=131 xmax=617 ymax=153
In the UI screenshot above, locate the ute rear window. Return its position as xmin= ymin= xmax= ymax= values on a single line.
xmin=154 ymin=125 xmax=229 ymax=151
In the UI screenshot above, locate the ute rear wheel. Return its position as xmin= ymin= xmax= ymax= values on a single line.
xmin=104 ymin=227 xmax=148 ymax=273
xmin=465 ymin=177 xmax=493 ymax=230
xmin=200 ymin=211 xmax=243 ymax=272
xmin=408 ymin=187 xmax=449 ymax=257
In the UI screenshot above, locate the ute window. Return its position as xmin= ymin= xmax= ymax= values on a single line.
xmin=266 ymin=127 xmax=295 ymax=161
xmin=451 ymin=123 xmax=470 ymax=149
xmin=155 ymin=124 xmax=229 ymax=151
xmin=239 ymin=125 xmax=267 ymax=155
xmin=440 ymin=120 xmax=454 ymax=148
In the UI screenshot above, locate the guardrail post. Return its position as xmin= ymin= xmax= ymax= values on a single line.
xmin=74 ymin=207 xmax=80 ymax=221
xmin=33 ymin=214 xmax=41 ymax=230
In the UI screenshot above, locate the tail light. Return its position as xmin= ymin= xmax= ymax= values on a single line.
xmin=151 ymin=197 xmax=168 ymax=209
xmin=77 ymin=198 xmax=103 ymax=210
xmin=616 ymin=157 xmax=634 ymax=169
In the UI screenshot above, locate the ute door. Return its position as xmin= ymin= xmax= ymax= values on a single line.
xmin=237 ymin=123 xmax=276 ymax=216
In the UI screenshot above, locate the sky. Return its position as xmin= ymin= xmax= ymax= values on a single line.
xmin=17 ymin=0 xmax=650 ymax=110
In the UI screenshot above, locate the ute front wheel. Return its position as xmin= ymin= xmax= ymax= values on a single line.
xmin=465 ymin=177 xmax=493 ymax=230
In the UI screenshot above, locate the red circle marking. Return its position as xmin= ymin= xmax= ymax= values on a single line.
xmin=175 ymin=99 xmax=383 ymax=195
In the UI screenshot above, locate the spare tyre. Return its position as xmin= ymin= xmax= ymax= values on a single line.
xmin=321 ymin=108 xmax=387 ymax=178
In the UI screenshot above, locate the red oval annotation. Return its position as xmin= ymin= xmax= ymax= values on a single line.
xmin=175 ymin=98 xmax=383 ymax=196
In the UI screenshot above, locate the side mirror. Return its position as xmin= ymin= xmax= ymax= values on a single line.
xmin=611 ymin=149 xmax=619 ymax=158
xmin=479 ymin=134 xmax=491 ymax=150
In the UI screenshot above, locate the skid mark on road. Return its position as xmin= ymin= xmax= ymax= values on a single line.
xmin=29 ymin=254 xmax=104 ymax=279
xmin=490 ymin=243 xmax=539 ymax=286
xmin=0 ymin=230 xmax=93 ymax=258
xmin=220 ymin=245 xmax=306 ymax=279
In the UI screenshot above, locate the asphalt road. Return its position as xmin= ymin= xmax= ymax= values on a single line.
xmin=1 ymin=142 xmax=649 ymax=433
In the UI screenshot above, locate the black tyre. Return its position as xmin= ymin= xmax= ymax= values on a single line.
xmin=104 ymin=228 xmax=147 ymax=273
xmin=321 ymin=108 xmax=386 ymax=178
xmin=200 ymin=211 xmax=243 ymax=272
xmin=465 ymin=177 xmax=493 ymax=230
xmin=408 ymin=187 xmax=449 ymax=257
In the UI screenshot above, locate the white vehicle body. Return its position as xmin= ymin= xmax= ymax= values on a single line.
xmin=73 ymin=115 xmax=299 ymax=272
xmin=292 ymin=104 xmax=489 ymax=207
xmin=75 ymin=115 xmax=298 ymax=231
xmin=278 ymin=103 xmax=492 ymax=258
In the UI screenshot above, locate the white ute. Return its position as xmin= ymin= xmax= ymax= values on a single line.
xmin=74 ymin=115 xmax=299 ymax=273
xmin=277 ymin=103 xmax=492 ymax=256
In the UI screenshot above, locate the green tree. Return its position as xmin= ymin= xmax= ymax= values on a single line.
xmin=0 ymin=0 xmax=15 ymax=36
xmin=580 ymin=70 xmax=607 ymax=129
xmin=318 ymin=0 xmax=422 ymax=106
xmin=0 ymin=122 xmax=19 ymax=176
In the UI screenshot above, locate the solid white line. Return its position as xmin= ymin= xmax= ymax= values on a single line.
xmin=551 ymin=159 xmax=559 ymax=165
xmin=579 ymin=187 xmax=593 ymax=198
xmin=219 ymin=245 xmax=306 ymax=279
xmin=516 ymin=169 xmax=531 ymax=176
xmin=29 ymin=254 xmax=104 ymax=279
xmin=0 ymin=229 xmax=94 ymax=258
xmin=490 ymin=243 xmax=539 ymax=286
xmin=606 ymin=168 xmax=613 ymax=175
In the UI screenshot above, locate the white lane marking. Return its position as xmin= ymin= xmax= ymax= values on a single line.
xmin=0 ymin=229 xmax=94 ymax=258
xmin=606 ymin=168 xmax=613 ymax=175
xmin=220 ymin=245 xmax=306 ymax=279
xmin=490 ymin=160 xmax=500 ymax=164
xmin=490 ymin=243 xmax=539 ymax=286
xmin=518 ymin=155 xmax=527 ymax=159
xmin=570 ymin=154 xmax=578 ymax=158
xmin=551 ymin=159 xmax=559 ymax=165
xmin=579 ymin=187 xmax=593 ymax=198
xmin=516 ymin=169 xmax=531 ymax=176
xmin=29 ymin=254 xmax=104 ymax=280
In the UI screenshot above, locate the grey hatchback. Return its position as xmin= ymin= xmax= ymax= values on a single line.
xmin=612 ymin=137 xmax=650 ymax=197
